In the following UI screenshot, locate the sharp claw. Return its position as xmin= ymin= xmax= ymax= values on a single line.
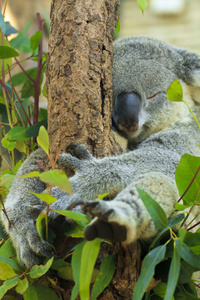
xmin=102 ymin=209 xmax=114 ymax=219
xmin=67 ymin=200 xmax=85 ymax=210
xmin=40 ymin=249 xmax=54 ymax=258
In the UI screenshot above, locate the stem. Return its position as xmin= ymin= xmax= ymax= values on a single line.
xmin=33 ymin=13 xmax=44 ymax=126
xmin=0 ymin=194 xmax=12 ymax=228
xmin=187 ymin=221 xmax=200 ymax=231
xmin=183 ymin=99 xmax=200 ymax=130
xmin=14 ymin=57 xmax=36 ymax=84
xmin=178 ymin=166 xmax=200 ymax=202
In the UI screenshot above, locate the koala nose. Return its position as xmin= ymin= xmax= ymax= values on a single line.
xmin=112 ymin=92 xmax=141 ymax=135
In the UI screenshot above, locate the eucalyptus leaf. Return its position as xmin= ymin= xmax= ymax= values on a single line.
xmin=91 ymin=254 xmax=115 ymax=300
xmin=0 ymin=276 xmax=20 ymax=299
xmin=30 ymin=30 xmax=42 ymax=51
xmin=137 ymin=0 xmax=148 ymax=13
xmin=175 ymin=154 xmax=200 ymax=203
xmin=53 ymin=210 xmax=91 ymax=223
xmin=7 ymin=126 xmax=30 ymax=141
xmin=0 ymin=46 xmax=19 ymax=58
xmin=37 ymin=126 xmax=49 ymax=155
xmin=0 ymin=262 xmax=17 ymax=280
xmin=80 ymin=239 xmax=101 ymax=300
xmin=164 ymin=242 xmax=181 ymax=300
xmin=40 ymin=170 xmax=72 ymax=194
xmin=167 ymin=79 xmax=183 ymax=102
xmin=177 ymin=240 xmax=200 ymax=269
xmin=71 ymin=241 xmax=86 ymax=300
xmin=15 ymin=277 xmax=29 ymax=294
xmin=36 ymin=213 xmax=46 ymax=239
xmin=0 ymin=10 xmax=6 ymax=35
xmin=132 ymin=244 xmax=166 ymax=300
xmin=30 ymin=257 xmax=54 ymax=279
xmin=30 ymin=191 xmax=57 ymax=204
xmin=136 ymin=187 xmax=168 ymax=229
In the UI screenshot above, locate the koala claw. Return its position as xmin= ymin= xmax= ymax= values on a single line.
xmin=66 ymin=144 xmax=92 ymax=160
xmin=84 ymin=201 xmax=114 ymax=220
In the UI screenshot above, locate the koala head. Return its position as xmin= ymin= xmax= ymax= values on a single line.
xmin=112 ymin=36 xmax=200 ymax=146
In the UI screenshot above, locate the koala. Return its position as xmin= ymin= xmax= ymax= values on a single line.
xmin=1 ymin=37 xmax=200 ymax=268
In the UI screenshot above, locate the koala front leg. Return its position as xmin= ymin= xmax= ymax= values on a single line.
xmin=83 ymin=173 xmax=179 ymax=244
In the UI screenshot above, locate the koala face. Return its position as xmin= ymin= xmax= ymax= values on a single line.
xmin=112 ymin=36 xmax=199 ymax=146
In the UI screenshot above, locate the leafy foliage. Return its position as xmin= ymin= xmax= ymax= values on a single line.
xmin=0 ymin=1 xmax=200 ymax=299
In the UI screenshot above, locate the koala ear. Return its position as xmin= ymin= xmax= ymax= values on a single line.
xmin=189 ymin=69 xmax=200 ymax=88
xmin=177 ymin=49 xmax=200 ymax=88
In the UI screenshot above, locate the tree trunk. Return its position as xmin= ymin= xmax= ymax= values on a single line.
xmin=46 ymin=0 xmax=141 ymax=298
xmin=46 ymin=0 xmax=121 ymax=158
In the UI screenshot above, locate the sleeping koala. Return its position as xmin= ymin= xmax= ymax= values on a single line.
xmin=1 ymin=36 xmax=200 ymax=268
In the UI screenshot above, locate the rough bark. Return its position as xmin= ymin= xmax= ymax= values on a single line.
xmin=46 ymin=0 xmax=141 ymax=299
xmin=46 ymin=0 xmax=121 ymax=157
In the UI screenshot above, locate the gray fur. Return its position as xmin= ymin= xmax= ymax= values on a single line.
xmin=1 ymin=37 xmax=200 ymax=268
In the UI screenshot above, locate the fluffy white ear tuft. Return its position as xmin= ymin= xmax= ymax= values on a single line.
xmin=190 ymin=70 xmax=200 ymax=88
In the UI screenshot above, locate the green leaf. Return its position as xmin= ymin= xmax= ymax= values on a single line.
xmin=0 ymin=239 xmax=16 ymax=257
xmin=164 ymin=242 xmax=181 ymax=300
xmin=7 ymin=126 xmax=30 ymax=141
xmin=114 ymin=19 xmax=120 ymax=37
xmin=154 ymin=282 xmax=175 ymax=300
xmin=0 ymin=46 xmax=19 ymax=58
xmin=137 ymin=0 xmax=148 ymax=13
xmin=57 ymin=266 xmax=73 ymax=281
xmin=0 ymin=256 xmax=23 ymax=273
xmin=15 ymin=140 xmax=27 ymax=154
xmin=33 ymin=283 xmax=60 ymax=300
xmin=26 ymin=119 xmax=47 ymax=137
xmin=10 ymin=21 xmax=32 ymax=53
xmin=30 ymin=191 xmax=57 ymax=204
xmin=16 ymin=277 xmax=29 ymax=294
xmin=0 ymin=10 xmax=6 ymax=35
xmin=5 ymin=22 xmax=18 ymax=36
xmin=29 ymin=257 xmax=54 ymax=279
xmin=30 ymin=30 xmax=42 ymax=51
xmin=71 ymin=241 xmax=86 ymax=300
xmin=175 ymin=203 xmax=191 ymax=211
xmin=0 ymin=262 xmax=17 ymax=280
xmin=1 ymin=137 xmax=16 ymax=150
xmin=167 ymin=79 xmax=183 ymax=102
xmin=37 ymin=126 xmax=49 ymax=155
xmin=136 ymin=187 xmax=168 ymax=229
xmin=91 ymin=254 xmax=115 ymax=300
xmin=40 ymin=170 xmax=72 ymax=194
xmin=53 ymin=210 xmax=91 ymax=223
xmin=80 ymin=239 xmax=101 ymax=300
xmin=177 ymin=240 xmax=200 ymax=269
xmin=0 ymin=276 xmax=20 ymax=299
xmin=36 ymin=212 xmax=46 ymax=239
xmin=20 ymin=171 xmax=41 ymax=178
xmin=168 ymin=214 xmax=185 ymax=227
xmin=132 ymin=244 xmax=166 ymax=300
xmin=175 ymin=154 xmax=200 ymax=204
xmin=23 ymin=284 xmax=38 ymax=300
xmin=0 ymin=174 xmax=15 ymax=188
xmin=42 ymin=82 xmax=47 ymax=98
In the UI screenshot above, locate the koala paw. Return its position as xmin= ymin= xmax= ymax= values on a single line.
xmin=83 ymin=200 xmax=127 ymax=243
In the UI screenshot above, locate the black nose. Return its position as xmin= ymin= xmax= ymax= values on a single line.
xmin=112 ymin=92 xmax=141 ymax=135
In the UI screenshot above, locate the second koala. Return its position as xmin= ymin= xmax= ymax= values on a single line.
xmin=1 ymin=36 xmax=200 ymax=268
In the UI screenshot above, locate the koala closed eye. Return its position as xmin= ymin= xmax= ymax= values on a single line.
xmin=147 ymin=93 xmax=159 ymax=102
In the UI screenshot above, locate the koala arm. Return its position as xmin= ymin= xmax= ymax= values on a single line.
xmin=1 ymin=149 xmax=53 ymax=268
xmin=57 ymin=143 xmax=180 ymax=244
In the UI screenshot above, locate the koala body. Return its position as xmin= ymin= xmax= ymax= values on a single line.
xmin=1 ymin=37 xmax=200 ymax=268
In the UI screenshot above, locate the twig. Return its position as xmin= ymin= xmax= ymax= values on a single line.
xmin=0 ymin=194 xmax=12 ymax=228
